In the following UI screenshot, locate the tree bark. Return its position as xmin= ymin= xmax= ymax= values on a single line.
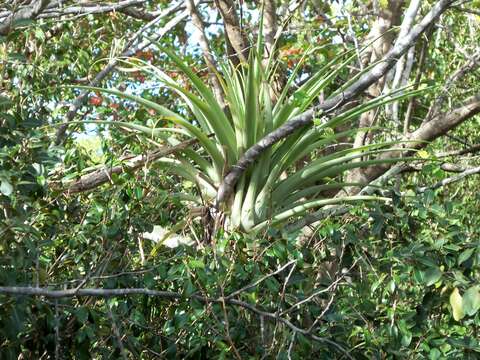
xmin=360 ymin=93 xmax=480 ymax=183
xmin=350 ymin=0 xmax=404 ymax=152
xmin=214 ymin=0 xmax=250 ymax=64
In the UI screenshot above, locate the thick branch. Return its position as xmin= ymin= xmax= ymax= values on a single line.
xmin=390 ymin=0 xmax=421 ymax=123
xmin=38 ymin=0 xmax=148 ymax=18
xmin=417 ymin=165 xmax=480 ymax=192
xmin=424 ymin=49 xmax=480 ymax=124
xmin=118 ymin=6 xmax=159 ymax=21
xmin=214 ymin=0 xmax=249 ymax=63
xmin=351 ymin=0 xmax=404 ymax=152
xmin=363 ymin=93 xmax=480 ymax=181
xmin=262 ymin=0 xmax=277 ymax=58
xmin=60 ymin=137 xmax=198 ymax=194
xmin=216 ymin=0 xmax=455 ymax=207
xmin=0 ymin=1 xmax=183 ymax=24
xmin=437 ymin=143 xmax=480 ymax=157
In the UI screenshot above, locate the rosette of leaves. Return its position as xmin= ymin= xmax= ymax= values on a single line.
xmin=76 ymin=41 xmax=424 ymax=233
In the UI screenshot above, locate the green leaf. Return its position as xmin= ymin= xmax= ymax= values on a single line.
xmin=75 ymin=307 xmax=89 ymax=323
xmin=134 ymin=187 xmax=143 ymax=200
xmin=189 ymin=259 xmax=205 ymax=269
xmin=429 ymin=348 xmax=441 ymax=360
xmin=0 ymin=95 xmax=12 ymax=108
xmin=450 ymin=288 xmax=465 ymax=321
xmin=0 ymin=179 xmax=13 ymax=196
xmin=458 ymin=248 xmax=475 ymax=265
xmin=401 ymin=331 xmax=412 ymax=347
xmin=424 ymin=267 xmax=442 ymax=286
xmin=462 ymin=286 xmax=480 ymax=316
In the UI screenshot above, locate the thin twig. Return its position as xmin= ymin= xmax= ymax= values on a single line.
xmin=225 ymin=260 xmax=296 ymax=300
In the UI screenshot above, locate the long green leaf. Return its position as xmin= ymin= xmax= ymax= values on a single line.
xmin=252 ymin=195 xmax=390 ymax=231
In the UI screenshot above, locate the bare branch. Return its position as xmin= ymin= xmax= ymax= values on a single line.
xmin=262 ymin=0 xmax=277 ymax=58
xmin=216 ymin=0 xmax=456 ymax=207
xmin=389 ymin=0 xmax=421 ymax=123
xmin=0 ymin=1 xmax=167 ymax=24
xmin=350 ymin=0 xmax=404 ymax=155
xmin=452 ymin=5 xmax=480 ymax=16
xmin=423 ymin=49 xmax=480 ymax=124
xmin=38 ymin=0 xmax=148 ymax=19
xmin=214 ymin=0 xmax=249 ymax=63
xmin=403 ymin=24 xmax=433 ymax=133
xmin=118 ymin=6 xmax=159 ymax=22
xmin=281 ymin=259 xmax=359 ymax=316
xmin=363 ymin=93 xmax=480 ymax=181
xmin=436 ymin=143 xmax=480 ymax=157
xmin=225 ymin=260 xmax=296 ymax=300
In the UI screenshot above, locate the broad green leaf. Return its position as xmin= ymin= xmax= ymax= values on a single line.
xmin=463 ymin=286 xmax=480 ymax=316
xmin=458 ymin=248 xmax=475 ymax=265
xmin=189 ymin=259 xmax=205 ymax=269
xmin=424 ymin=267 xmax=443 ymax=286
xmin=429 ymin=349 xmax=441 ymax=360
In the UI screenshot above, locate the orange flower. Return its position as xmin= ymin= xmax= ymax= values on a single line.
xmin=89 ymin=95 xmax=103 ymax=106
xmin=280 ymin=47 xmax=302 ymax=58
xmin=135 ymin=50 xmax=155 ymax=61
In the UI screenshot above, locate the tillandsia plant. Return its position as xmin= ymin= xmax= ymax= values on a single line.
xmin=73 ymin=40 xmax=427 ymax=234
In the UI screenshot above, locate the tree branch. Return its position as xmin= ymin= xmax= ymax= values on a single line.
xmin=262 ymin=0 xmax=277 ymax=58
xmin=436 ymin=143 xmax=480 ymax=157
xmin=389 ymin=0 xmax=421 ymax=123
xmin=38 ymin=0 xmax=148 ymax=18
xmin=214 ymin=0 xmax=249 ymax=64
xmin=423 ymin=49 xmax=480 ymax=124
xmin=0 ymin=1 xmax=167 ymax=24
xmin=417 ymin=165 xmax=480 ymax=192
xmin=215 ymin=0 xmax=455 ymax=207
xmin=0 ymin=0 xmax=51 ymax=35
xmin=363 ymin=93 xmax=480 ymax=181
xmin=58 ymin=137 xmax=199 ymax=194
xmin=289 ymin=95 xmax=480 ymax=232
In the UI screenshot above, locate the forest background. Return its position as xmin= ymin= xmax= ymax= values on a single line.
xmin=1 ymin=0 xmax=480 ymax=358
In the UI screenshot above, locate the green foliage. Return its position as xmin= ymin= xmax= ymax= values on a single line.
xmin=2 ymin=176 xmax=480 ymax=358
xmin=1 ymin=1 xmax=480 ymax=359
